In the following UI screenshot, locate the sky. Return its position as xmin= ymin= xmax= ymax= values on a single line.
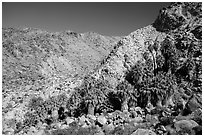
xmin=2 ymin=2 xmax=170 ymax=36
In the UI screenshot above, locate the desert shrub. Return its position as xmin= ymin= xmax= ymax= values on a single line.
xmin=149 ymin=72 xmax=177 ymax=106
xmin=126 ymin=60 xmax=154 ymax=87
xmin=25 ymin=93 xmax=69 ymax=127
xmin=23 ymin=111 xmax=39 ymax=127
xmin=160 ymin=36 xmax=179 ymax=73
xmin=28 ymin=96 xmax=44 ymax=111
xmin=127 ymin=61 xmax=177 ymax=108
xmin=48 ymin=93 xmax=68 ymax=110
xmin=66 ymin=75 xmax=115 ymax=117
xmin=14 ymin=121 xmax=23 ymax=134
xmin=156 ymin=54 xmax=165 ymax=71
xmin=116 ymin=80 xmax=138 ymax=109
xmin=161 ymin=32 xmax=201 ymax=84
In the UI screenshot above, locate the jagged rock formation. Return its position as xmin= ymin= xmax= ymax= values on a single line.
xmin=153 ymin=2 xmax=202 ymax=32
xmin=2 ymin=2 xmax=202 ymax=135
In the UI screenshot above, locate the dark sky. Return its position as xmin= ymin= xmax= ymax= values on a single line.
xmin=2 ymin=2 xmax=170 ymax=36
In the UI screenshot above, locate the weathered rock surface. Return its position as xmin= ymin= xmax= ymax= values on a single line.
xmin=97 ymin=115 xmax=107 ymax=126
xmin=131 ymin=128 xmax=156 ymax=135
xmin=153 ymin=2 xmax=202 ymax=32
xmin=174 ymin=120 xmax=199 ymax=134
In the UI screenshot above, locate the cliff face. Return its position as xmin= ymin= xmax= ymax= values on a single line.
xmin=2 ymin=2 xmax=202 ymax=135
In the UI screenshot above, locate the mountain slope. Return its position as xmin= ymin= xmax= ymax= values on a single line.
xmin=2 ymin=28 xmax=120 ymax=90
xmin=2 ymin=2 xmax=202 ymax=135
xmin=2 ymin=28 xmax=120 ymax=134
xmin=65 ymin=2 xmax=202 ymax=135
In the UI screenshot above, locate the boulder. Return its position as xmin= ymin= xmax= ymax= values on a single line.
xmin=87 ymin=114 xmax=96 ymax=121
xmin=165 ymin=125 xmax=176 ymax=135
xmin=4 ymin=128 xmax=15 ymax=135
xmin=65 ymin=117 xmax=75 ymax=125
xmin=131 ymin=128 xmax=156 ymax=135
xmin=81 ymin=123 xmax=89 ymax=128
xmin=134 ymin=107 xmax=143 ymax=115
xmin=95 ymin=130 xmax=105 ymax=135
xmin=146 ymin=114 xmax=159 ymax=125
xmin=27 ymin=126 xmax=37 ymax=135
xmin=79 ymin=115 xmax=87 ymax=125
xmin=36 ymin=129 xmax=45 ymax=135
xmin=97 ymin=115 xmax=107 ymax=126
xmin=174 ymin=120 xmax=199 ymax=133
xmin=52 ymin=110 xmax=58 ymax=120
xmin=130 ymin=111 xmax=137 ymax=118
xmin=95 ymin=125 xmax=104 ymax=135
xmin=191 ymin=108 xmax=202 ymax=125
xmin=131 ymin=117 xmax=143 ymax=123
xmin=60 ymin=124 xmax=69 ymax=129
xmin=103 ymin=123 xmax=115 ymax=134
xmin=184 ymin=95 xmax=202 ymax=115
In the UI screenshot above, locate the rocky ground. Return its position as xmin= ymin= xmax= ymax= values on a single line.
xmin=2 ymin=2 xmax=202 ymax=135
xmin=14 ymin=106 xmax=201 ymax=135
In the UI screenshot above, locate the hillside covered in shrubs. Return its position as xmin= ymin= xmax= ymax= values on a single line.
xmin=2 ymin=2 xmax=202 ymax=135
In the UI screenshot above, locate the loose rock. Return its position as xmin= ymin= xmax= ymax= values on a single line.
xmin=132 ymin=128 xmax=156 ymax=135
xmin=97 ymin=115 xmax=107 ymax=126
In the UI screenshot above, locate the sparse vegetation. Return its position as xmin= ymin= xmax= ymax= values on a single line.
xmin=2 ymin=2 xmax=202 ymax=135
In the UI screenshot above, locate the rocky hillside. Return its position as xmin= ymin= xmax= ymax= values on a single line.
xmin=2 ymin=27 xmax=120 ymax=134
xmin=2 ymin=27 xmax=120 ymax=84
xmin=2 ymin=27 xmax=120 ymax=103
xmin=2 ymin=2 xmax=202 ymax=135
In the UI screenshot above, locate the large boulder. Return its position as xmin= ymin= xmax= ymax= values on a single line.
xmin=131 ymin=128 xmax=156 ymax=135
xmin=174 ymin=119 xmax=199 ymax=134
xmin=103 ymin=123 xmax=115 ymax=134
xmin=190 ymin=108 xmax=202 ymax=125
xmin=97 ymin=115 xmax=107 ymax=126
xmin=65 ymin=117 xmax=75 ymax=125
xmin=183 ymin=94 xmax=202 ymax=115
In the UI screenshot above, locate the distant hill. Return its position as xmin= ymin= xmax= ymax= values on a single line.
xmin=2 ymin=28 xmax=121 ymax=90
